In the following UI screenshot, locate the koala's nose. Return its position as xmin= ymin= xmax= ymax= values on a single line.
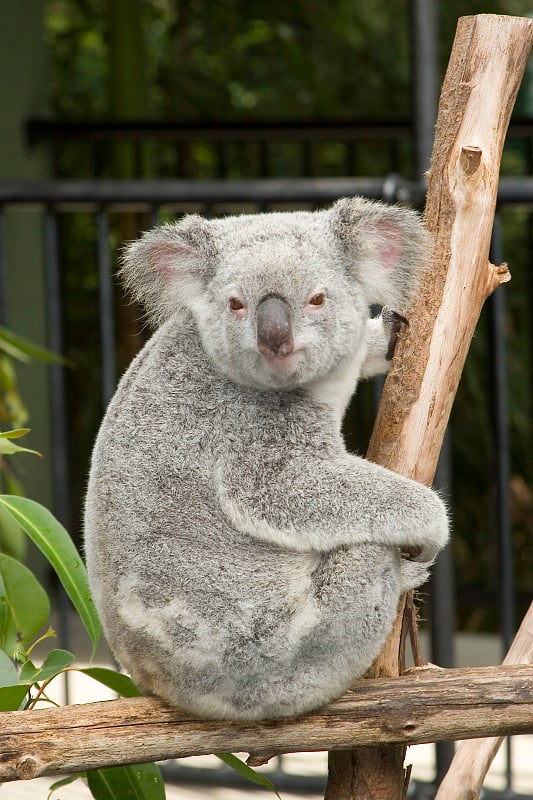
xmin=256 ymin=295 xmax=294 ymax=357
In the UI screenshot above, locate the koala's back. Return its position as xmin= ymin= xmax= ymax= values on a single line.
xmin=85 ymin=316 xmax=403 ymax=720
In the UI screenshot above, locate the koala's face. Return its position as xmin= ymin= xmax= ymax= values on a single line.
xmin=121 ymin=198 xmax=428 ymax=392
xmin=195 ymin=229 xmax=369 ymax=391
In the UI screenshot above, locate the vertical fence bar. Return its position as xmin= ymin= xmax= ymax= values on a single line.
xmin=489 ymin=214 xmax=515 ymax=793
xmin=43 ymin=207 xmax=71 ymax=527
xmin=409 ymin=0 xmax=438 ymax=179
xmin=0 ymin=207 xmax=7 ymax=324
xmin=96 ymin=208 xmax=116 ymax=407
xmin=43 ymin=205 xmax=72 ymax=704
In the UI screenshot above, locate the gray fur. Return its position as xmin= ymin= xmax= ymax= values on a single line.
xmin=85 ymin=197 xmax=448 ymax=721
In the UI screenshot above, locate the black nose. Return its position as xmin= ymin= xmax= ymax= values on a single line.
xmin=256 ymin=295 xmax=294 ymax=357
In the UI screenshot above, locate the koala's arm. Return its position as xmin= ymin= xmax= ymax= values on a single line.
xmin=217 ymin=452 xmax=448 ymax=562
xmin=360 ymin=309 xmax=408 ymax=379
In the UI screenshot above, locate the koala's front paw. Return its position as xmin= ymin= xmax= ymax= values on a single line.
xmin=382 ymin=307 xmax=409 ymax=360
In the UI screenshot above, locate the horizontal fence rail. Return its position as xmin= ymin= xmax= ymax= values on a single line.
xmin=2 ymin=177 xmax=533 ymax=207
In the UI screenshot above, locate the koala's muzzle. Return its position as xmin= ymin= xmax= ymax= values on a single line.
xmin=256 ymin=295 xmax=294 ymax=358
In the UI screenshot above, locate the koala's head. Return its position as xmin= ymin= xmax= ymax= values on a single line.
xmin=121 ymin=197 xmax=429 ymax=391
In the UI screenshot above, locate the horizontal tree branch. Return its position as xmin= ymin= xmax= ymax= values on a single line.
xmin=1 ymin=665 xmax=533 ymax=782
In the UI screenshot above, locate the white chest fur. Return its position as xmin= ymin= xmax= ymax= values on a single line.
xmin=306 ymin=343 xmax=367 ymax=426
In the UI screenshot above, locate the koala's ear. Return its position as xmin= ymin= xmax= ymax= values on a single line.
xmin=120 ymin=215 xmax=215 ymax=325
xmin=331 ymin=196 xmax=431 ymax=308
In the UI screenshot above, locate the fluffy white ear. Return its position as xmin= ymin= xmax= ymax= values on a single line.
xmin=120 ymin=215 xmax=216 ymax=326
xmin=331 ymin=196 xmax=431 ymax=309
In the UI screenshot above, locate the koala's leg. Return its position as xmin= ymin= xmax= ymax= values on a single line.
xmin=217 ymin=544 xmax=406 ymax=720
xmin=360 ymin=308 xmax=408 ymax=379
xmin=282 ymin=544 xmax=404 ymax=705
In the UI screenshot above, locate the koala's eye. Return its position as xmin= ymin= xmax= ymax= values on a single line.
xmin=228 ymin=297 xmax=244 ymax=311
xmin=308 ymin=292 xmax=326 ymax=307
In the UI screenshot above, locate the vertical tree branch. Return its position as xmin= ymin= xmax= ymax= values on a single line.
xmin=325 ymin=14 xmax=533 ymax=800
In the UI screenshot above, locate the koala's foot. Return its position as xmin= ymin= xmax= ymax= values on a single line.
xmin=382 ymin=307 xmax=409 ymax=360
xmin=360 ymin=308 xmax=409 ymax=379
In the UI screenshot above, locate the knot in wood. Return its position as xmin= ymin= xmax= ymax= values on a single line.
xmin=460 ymin=145 xmax=482 ymax=176
xmin=16 ymin=755 xmax=42 ymax=779
xmin=247 ymin=753 xmax=274 ymax=767
xmin=403 ymin=720 xmax=417 ymax=735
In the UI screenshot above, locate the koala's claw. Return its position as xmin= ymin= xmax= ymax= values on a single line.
xmin=383 ymin=307 xmax=409 ymax=360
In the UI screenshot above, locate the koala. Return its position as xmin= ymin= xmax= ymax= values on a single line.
xmin=84 ymin=197 xmax=448 ymax=721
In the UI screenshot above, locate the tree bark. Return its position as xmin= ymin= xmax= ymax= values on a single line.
xmin=435 ymin=602 xmax=533 ymax=800
xmin=325 ymin=13 xmax=533 ymax=800
xmin=1 ymin=665 xmax=533 ymax=782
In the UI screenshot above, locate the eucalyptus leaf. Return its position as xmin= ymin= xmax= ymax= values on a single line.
xmin=0 ymin=553 xmax=50 ymax=658
xmin=18 ymin=658 xmax=38 ymax=683
xmin=86 ymin=763 xmax=165 ymax=800
xmin=0 ymin=352 xmax=19 ymax=390
xmin=0 ymin=428 xmax=41 ymax=458
xmin=34 ymin=648 xmax=75 ymax=682
xmin=0 ymin=336 xmax=31 ymax=363
xmin=0 ymin=683 xmax=29 ymax=711
xmin=0 ymin=354 xmax=28 ymax=428
xmin=0 ymin=496 xmax=101 ymax=657
xmin=0 ymin=428 xmax=31 ymax=440
xmin=80 ymin=666 xmax=142 ymax=698
xmin=0 ymin=500 xmax=26 ymax=561
xmin=0 ymin=648 xmax=18 ymax=687
xmin=48 ymin=775 xmax=81 ymax=798
xmin=0 ymin=438 xmax=41 ymax=457
xmin=19 ymin=649 xmax=75 ymax=684
xmin=216 ymin=753 xmax=281 ymax=797
xmin=0 ymin=326 xmax=71 ymax=366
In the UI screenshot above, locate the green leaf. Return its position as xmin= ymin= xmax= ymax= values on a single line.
xmin=0 ymin=683 xmax=29 ymax=711
xmin=18 ymin=658 xmax=38 ymax=683
xmin=0 ymin=428 xmax=41 ymax=458
xmin=80 ymin=667 xmax=142 ymax=698
xmin=0 ymin=428 xmax=31 ymax=440
xmin=216 ymin=753 xmax=281 ymax=798
xmin=0 ymin=438 xmax=41 ymax=457
xmin=35 ymin=648 xmax=75 ymax=681
xmin=0 ymin=326 xmax=71 ymax=366
xmin=86 ymin=764 xmax=165 ymax=800
xmin=0 ymin=553 xmax=50 ymax=658
xmin=0 ymin=501 xmax=26 ymax=561
xmin=0 ymin=355 xmax=28 ymax=428
xmin=0 ymin=496 xmax=102 ymax=657
xmin=0 ymin=648 xmax=18 ymax=687
xmin=48 ymin=775 xmax=81 ymax=798
xmin=19 ymin=649 xmax=75 ymax=684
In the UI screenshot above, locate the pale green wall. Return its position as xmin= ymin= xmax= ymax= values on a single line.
xmin=0 ymin=0 xmax=53 ymax=513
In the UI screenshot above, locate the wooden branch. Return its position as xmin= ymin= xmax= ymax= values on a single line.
xmin=435 ymin=603 xmax=533 ymax=800
xmin=368 ymin=12 xmax=533 ymax=483
xmin=0 ymin=666 xmax=532 ymax=783
xmin=326 ymin=13 xmax=533 ymax=800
